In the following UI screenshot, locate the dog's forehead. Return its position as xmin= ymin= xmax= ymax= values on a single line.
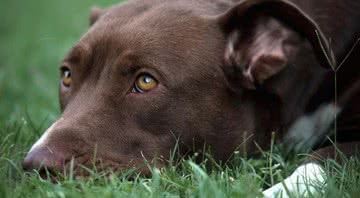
xmin=72 ymin=2 xmax=223 ymax=74
xmin=85 ymin=3 xmax=213 ymax=47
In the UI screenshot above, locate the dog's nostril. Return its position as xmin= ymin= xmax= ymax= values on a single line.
xmin=22 ymin=157 xmax=34 ymax=172
xmin=22 ymin=147 xmax=63 ymax=173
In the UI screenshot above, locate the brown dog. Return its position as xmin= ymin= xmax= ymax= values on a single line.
xmin=23 ymin=0 xmax=359 ymax=194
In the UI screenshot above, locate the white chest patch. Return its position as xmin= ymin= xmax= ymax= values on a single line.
xmin=284 ymin=103 xmax=341 ymax=153
xmin=262 ymin=163 xmax=326 ymax=198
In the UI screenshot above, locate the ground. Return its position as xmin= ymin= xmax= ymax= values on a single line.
xmin=0 ymin=0 xmax=359 ymax=197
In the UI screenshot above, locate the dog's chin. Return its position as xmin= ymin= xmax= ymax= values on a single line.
xmin=35 ymin=154 xmax=155 ymax=181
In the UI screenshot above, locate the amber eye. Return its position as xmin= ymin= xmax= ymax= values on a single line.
xmin=134 ymin=74 xmax=158 ymax=93
xmin=61 ymin=68 xmax=72 ymax=87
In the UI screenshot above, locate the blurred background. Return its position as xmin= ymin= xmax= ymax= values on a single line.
xmin=0 ymin=0 xmax=121 ymax=126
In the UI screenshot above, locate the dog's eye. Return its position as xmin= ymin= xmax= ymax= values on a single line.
xmin=61 ymin=68 xmax=72 ymax=87
xmin=133 ymin=74 xmax=158 ymax=93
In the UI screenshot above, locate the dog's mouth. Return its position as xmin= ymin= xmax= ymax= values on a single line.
xmin=24 ymin=152 xmax=87 ymax=179
xmin=27 ymin=152 xmax=154 ymax=180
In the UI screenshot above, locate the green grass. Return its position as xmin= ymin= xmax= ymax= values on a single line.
xmin=0 ymin=0 xmax=359 ymax=197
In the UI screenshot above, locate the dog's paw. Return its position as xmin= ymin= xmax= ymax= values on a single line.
xmin=262 ymin=163 xmax=326 ymax=198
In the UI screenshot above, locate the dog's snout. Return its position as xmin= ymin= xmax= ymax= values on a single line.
xmin=22 ymin=147 xmax=63 ymax=173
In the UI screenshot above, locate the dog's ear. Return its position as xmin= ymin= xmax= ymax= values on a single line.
xmin=89 ymin=6 xmax=105 ymax=26
xmin=218 ymin=0 xmax=335 ymax=90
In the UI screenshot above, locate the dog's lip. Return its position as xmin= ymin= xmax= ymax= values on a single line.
xmin=63 ymin=151 xmax=89 ymax=165
xmin=60 ymin=154 xmax=132 ymax=177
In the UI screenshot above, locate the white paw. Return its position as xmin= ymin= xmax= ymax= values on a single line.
xmin=262 ymin=163 xmax=326 ymax=198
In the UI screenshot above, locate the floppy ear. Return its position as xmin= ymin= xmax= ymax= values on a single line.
xmin=218 ymin=0 xmax=336 ymax=90
xmin=89 ymin=6 xmax=106 ymax=26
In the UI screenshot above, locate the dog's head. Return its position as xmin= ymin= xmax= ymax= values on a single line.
xmin=23 ymin=0 xmax=331 ymax=175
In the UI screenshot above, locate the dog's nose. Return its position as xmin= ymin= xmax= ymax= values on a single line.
xmin=23 ymin=147 xmax=63 ymax=172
